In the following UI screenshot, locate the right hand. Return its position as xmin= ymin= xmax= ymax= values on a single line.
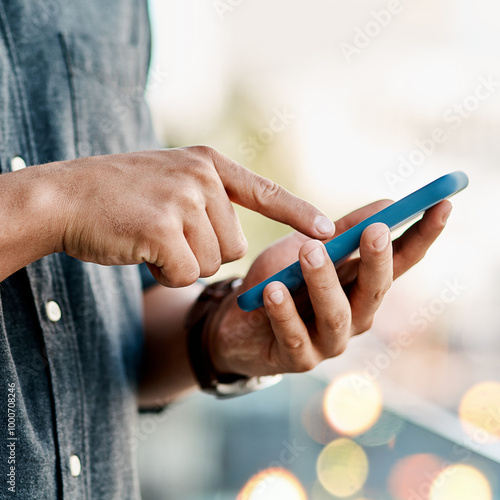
xmin=47 ymin=146 xmax=335 ymax=287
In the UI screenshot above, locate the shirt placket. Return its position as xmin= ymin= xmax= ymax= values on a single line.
xmin=25 ymin=256 xmax=90 ymax=500
xmin=0 ymin=4 xmax=90 ymax=498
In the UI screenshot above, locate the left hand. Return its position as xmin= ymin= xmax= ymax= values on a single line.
xmin=208 ymin=199 xmax=452 ymax=378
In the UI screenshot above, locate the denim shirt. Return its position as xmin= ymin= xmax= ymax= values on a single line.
xmin=0 ymin=1 xmax=159 ymax=498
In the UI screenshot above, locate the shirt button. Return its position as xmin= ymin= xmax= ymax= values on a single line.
xmin=69 ymin=455 xmax=81 ymax=477
xmin=10 ymin=156 xmax=27 ymax=172
xmin=45 ymin=301 xmax=62 ymax=322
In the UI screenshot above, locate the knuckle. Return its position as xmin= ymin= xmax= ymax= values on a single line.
xmin=191 ymin=160 xmax=216 ymax=182
xmin=166 ymin=266 xmax=200 ymax=288
xmin=184 ymin=149 xmax=219 ymax=185
xmin=323 ymin=309 xmax=351 ymax=333
xmin=153 ymin=218 xmax=174 ymax=242
xmin=291 ymin=357 xmax=317 ymax=373
xmin=329 ymin=340 xmax=349 ymax=358
xmin=313 ymin=275 xmax=338 ymax=292
xmin=199 ymin=257 xmax=222 ymax=278
xmin=281 ymin=334 xmax=305 ymax=351
xmin=197 ymin=169 xmax=221 ymax=196
xmin=373 ymin=281 xmax=392 ymax=303
xmin=413 ymin=248 xmax=428 ymax=266
xmin=223 ymin=237 xmax=248 ymax=262
xmin=355 ymin=318 xmax=374 ymax=334
xmin=365 ymin=245 xmax=392 ymax=272
xmin=234 ymin=237 xmax=248 ymax=258
xmin=253 ymin=177 xmax=282 ymax=206
xmin=274 ymin=310 xmax=296 ymax=327
xmin=132 ymin=238 xmax=153 ymax=263
xmin=190 ymin=145 xmax=215 ymax=159
xmin=363 ymin=279 xmax=392 ymax=307
xmin=180 ymin=188 xmax=206 ymax=211
xmin=398 ymin=242 xmax=427 ymax=268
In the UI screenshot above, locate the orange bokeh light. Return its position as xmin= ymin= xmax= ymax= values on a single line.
xmin=429 ymin=464 xmax=492 ymax=500
xmin=237 ymin=467 xmax=307 ymax=500
xmin=316 ymin=438 xmax=369 ymax=498
xmin=323 ymin=373 xmax=383 ymax=437
xmin=388 ymin=453 xmax=443 ymax=500
xmin=459 ymin=381 xmax=500 ymax=443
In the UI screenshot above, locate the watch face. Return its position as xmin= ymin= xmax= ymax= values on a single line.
xmin=214 ymin=375 xmax=284 ymax=399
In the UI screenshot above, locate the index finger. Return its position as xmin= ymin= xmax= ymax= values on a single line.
xmin=210 ymin=149 xmax=336 ymax=240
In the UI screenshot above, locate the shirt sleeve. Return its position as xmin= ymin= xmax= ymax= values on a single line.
xmin=138 ymin=262 xmax=167 ymax=413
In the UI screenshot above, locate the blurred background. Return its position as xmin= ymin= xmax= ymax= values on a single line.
xmin=138 ymin=1 xmax=500 ymax=498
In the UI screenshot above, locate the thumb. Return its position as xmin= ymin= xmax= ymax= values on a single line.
xmin=211 ymin=150 xmax=335 ymax=240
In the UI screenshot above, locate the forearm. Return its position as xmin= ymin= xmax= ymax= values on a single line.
xmin=0 ymin=165 xmax=64 ymax=282
xmin=138 ymin=281 xmax=204 ymax=407
xmin=1 ymin=160 xmax=207 ymax=406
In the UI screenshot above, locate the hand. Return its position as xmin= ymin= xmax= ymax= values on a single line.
xmin=46 ymin=146 xmax=334 ymax=287
xmin=209 ymin=199 xmax=452 ymax=377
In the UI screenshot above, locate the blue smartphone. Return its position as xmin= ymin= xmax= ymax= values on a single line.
xmin=237 ymin=171 xmax=469 ymax=312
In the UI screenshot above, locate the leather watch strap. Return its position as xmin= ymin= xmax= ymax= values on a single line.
xmin=185 ymin=278 xmax=282 ymax=398
xmin=186 ymin=278 xmax=245 ymax=395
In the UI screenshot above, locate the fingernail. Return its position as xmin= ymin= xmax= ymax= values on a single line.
xmin=442 ymin=206 xmax=452 ymax=224
xmin=314 ymin=215 xmax=335 ymax=236
xmin=373 ymin=230 xmax=390 ymax=251
xmin=305 ymin=245 xmax=325 ymax=268
xmin=269 ymin=289 xmax=284 ymax=305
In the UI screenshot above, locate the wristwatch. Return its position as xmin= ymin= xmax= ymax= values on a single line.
xmin=186 ymin=278 xmax=283 ymax=399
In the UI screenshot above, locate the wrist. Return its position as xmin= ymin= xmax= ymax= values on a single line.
xmin=0 ymin=163 xmax=68 ymax=280
xmin=27 ymin=161 xmax=71 ymax=255
xmin=185 ymin=279 xmax=244 ymax=392
xmin=207 ymin=284 xmax=240 ymax=376
xmin=185 ymin=278 xmax=283 ymax=398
